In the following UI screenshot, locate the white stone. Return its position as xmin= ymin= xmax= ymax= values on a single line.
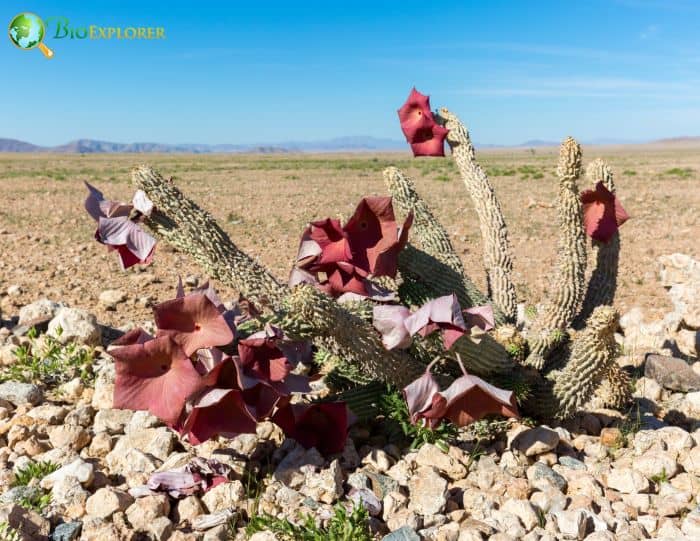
xmin=502 ymin=499 xmax=540 ymax=531
xmin=408 ymin=466 xmax=447 ymax=515
xmin=553 ymin=509 xmax=587 ymax=540
xmin=18 ymin=299 xmax=64 ymax=325
xmin=40 ymin=458 xmax=94 ymax=489
xmin=201 ymin=481 xmax=244 ymax=513
xmin=606 ymin=468 xmax=649 ymax=494
xmin=48 ymin=308 xmax=101 ymax=346
xmin=416 ymin=443 xmax=467 ymax=480
xmin=511 ymin=426 xmax=560 ymax=456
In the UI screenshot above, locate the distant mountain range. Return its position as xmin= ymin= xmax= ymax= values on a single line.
xmin=0 ymin=135 xmax=690 ymax=153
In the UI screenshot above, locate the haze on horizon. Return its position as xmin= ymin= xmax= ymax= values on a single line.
xmin=2 ymin=0 xmax=700 ymax=147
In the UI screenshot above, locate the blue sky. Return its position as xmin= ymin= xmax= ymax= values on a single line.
xmin=2 ymin=0 xmax=700 ymax=146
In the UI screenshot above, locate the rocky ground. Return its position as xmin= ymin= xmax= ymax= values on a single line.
xmin=0 ymin=150 xmax=698 ymax=540
xmin=0 ymin=253 xmax=696 ymax=541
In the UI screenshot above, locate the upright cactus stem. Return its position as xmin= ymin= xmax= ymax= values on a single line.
xmin=529 ymin=306 xmax=619 ymax=419
xmin=383 ymin=166 xmax=507 ymax=322
xmin=438 ymin=108 xmax=518 ymax=322
xmin=525 ymin=137 xmax=587 ymax=369
xmin=574 ymin=159 xmax=621 ymax=327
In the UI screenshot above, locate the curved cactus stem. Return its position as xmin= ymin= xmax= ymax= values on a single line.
xmin=527 ymin=306 xmax=619 ymax=419
xmin=282 ymin=284 xmax=433 ymax=387
xmin=574 ymin=159 xmax=620 ymax=328
xmin=437 ymin=108 xmax=518 ymax=322
xmin=132 ymin=165 xmax=286 ymax=310
xmin=525 ymin=137 xmax=587 ymax=369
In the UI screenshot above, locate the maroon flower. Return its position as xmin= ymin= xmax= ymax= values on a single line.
xmin=110 ymin=334 xmax=207 ymax=427
xmin=402 ymin=359 xmax=441 ymax=424
xmin=290 ymin=196 xmax=412 ymax=299
xmin=154 ymin=292 xmax=234 ymax=356
xmin=180 ymin=388 xmax=257 ymax=445
xmin=419 ymin=356 xmax=519 ymax=427
xmin=344 ymin=196 xmax=413 ymax=277
xmin=84 ymin=182 xmax=156 ymax=269
xmin=403 ymin=356 xmax=518 ymax=429
xmin=581 ymin=182 xmax=630 ymax=243
xmin=398 ymin=88 xmax=449 ymax=157
xmin=404 ymin=294 xmax=468 ymax=349
xmin=235 ymin=330 xmax=310 ymax=419
xmin=272 ymin=402 xmax=348 ymax=455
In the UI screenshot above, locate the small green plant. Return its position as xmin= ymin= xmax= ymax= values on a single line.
xmin=0 ymin=521 xmax=21 ymax=541
xmin=11 ymin=461 xmax=58 ymax=514
xmin=12 ymin=461 xmax=60 ymax=487
xmin=664 ymin=167 xmax=694 ymax=179
xmin=16 ymin=490 xmax=52 ymax=513
xmin=246 ymin=503 xmax=372 ymax=541
xmin=651 ymin=468 xmax=669 ymax=484
xmin=0 ymin=327 xmax=94 ymax=386
xmin=622 ymin=170 xmax=637 ymax=176
xmin=379 ymin=388 xmax=457 ymax=450
xmin=435 ymin=174 xmax=451 ymax=182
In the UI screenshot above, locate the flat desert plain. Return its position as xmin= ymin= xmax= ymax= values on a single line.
xmin=0 ymin=143 xmax=697 ymax=328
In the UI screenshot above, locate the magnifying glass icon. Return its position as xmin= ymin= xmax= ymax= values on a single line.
xmin=8 ymin=12 xmax=54 ymax=59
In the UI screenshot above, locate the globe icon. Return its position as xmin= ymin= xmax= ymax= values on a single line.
xmin=8 ymin=12 xmax=54 ymax=58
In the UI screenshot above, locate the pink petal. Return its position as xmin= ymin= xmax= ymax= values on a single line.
xmin=397 ymin=88 xmax=448 ymax=157
xmin=111 ymin=335 xmax=206 ymax=427
xmin=84 ymin=182 xmax=106 ymax=221
xmin=463 ymin=305 xmax=496 ymax=333
xmin=581 ymin=182 xmax=630 ymax=243
xmin=438 ymin=373 xmax=519 ymax=427
xmin=154 ymin=293 xmax=234 ymax=356
xmin=110 ymin=327 xmax=153 ymax=347
xmin=181 ymin=388 xmax=257 ymax=445
xmin=309 ymin=218 xmax=352 ymax=265
xmin=132 ymin=190 xmax=154 ymax=216
xmin=404 ymin=294 xmax=467 ymax=348
xmin=402 ymin=364 xmax=440 ymax=423
xmin=373 ymin=304 xmax=412 ymax=350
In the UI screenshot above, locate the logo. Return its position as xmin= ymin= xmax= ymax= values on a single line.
xmin=8 ymin=13 xmax=167 ymax=59
xmin=8 ymin=12 xmax=54 ymax=58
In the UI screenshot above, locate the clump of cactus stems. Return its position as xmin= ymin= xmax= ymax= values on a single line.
xmin=129 ymin=99 xmax=631 ymax=420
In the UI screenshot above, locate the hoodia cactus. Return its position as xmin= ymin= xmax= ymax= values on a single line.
xmin=525 ymin=137 xmax=587 ymax=369
xmin=438 ymin=108 xmax=518 ymax=322
xmin=127 ymin=101 xmax=629 ymax=421
xmin=574 ymin=159 xmax=620 ymax=327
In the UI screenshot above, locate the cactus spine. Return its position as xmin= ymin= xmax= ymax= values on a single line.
xmin=525 ymin=137 xmax=587 ymax=369
xmin=438 ymin=108 xmax=518 ymax=322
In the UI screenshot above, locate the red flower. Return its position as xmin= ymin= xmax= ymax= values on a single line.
xmin=398 ymin=88 xmax=449 ymax=157
xmin=272 ymin=402 xmax=348 ymax=455
xmin=581 ymin=182 xmax=630 ymax=243
xmin=290 ymin=197 xmax=411 ymax=299
xmin=154 ymin=292 xmax=234 ymax=356
xmin=403 ymin=356 xmax=518 ymax=429
xmin=110 ymin=334 xmax=207 ymax=427
xmin=180 ymin=388 xmax=257 ymax=445
xmin=344 ymin=196 xmax=412 ymax=277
